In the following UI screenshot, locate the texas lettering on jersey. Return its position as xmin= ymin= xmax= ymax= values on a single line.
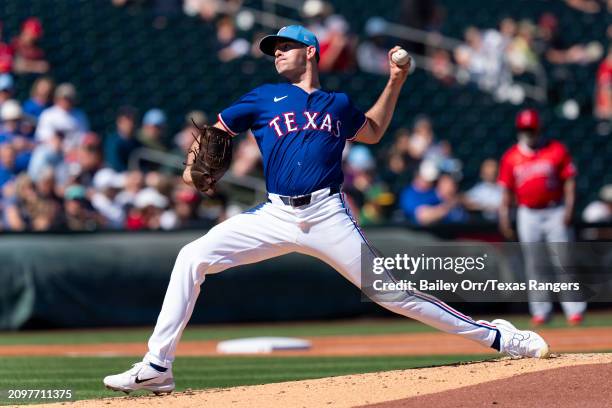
xmin=218 ymin=83 xmax=367 ymax=196
xmin=268 ymin=111 xmax=341 ymax=137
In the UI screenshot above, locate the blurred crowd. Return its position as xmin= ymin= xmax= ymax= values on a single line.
xmin=340 ymin=117 xmax=497 ymax=227
xmin=341 ymin=119 xmax=612 ymax=227
xmin=0 ymin=62 xmax=232 ymax=231
xmin=0 ymin=1 xmax=610 ymax=232
xmin=110 ymin=0 xmax=612 ymax=119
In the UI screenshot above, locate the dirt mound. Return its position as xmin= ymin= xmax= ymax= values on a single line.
xmin=362 ymin=362 xmax=612 ymax=408
xmin=22 ymin=353 xmax=612 ymax=408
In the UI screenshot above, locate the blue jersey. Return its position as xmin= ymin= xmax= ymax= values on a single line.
xmin=218 ymin=83 xmax=366 ymax=196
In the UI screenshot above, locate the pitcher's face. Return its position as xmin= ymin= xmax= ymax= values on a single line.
xmin=274 ymin=40 xmax=310 ymax=77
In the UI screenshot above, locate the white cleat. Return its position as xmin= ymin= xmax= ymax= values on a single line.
xmin=103 ymin=362 xmax=175 ymax=395
xmin=493 ymin=319 xmax=550 ymax=359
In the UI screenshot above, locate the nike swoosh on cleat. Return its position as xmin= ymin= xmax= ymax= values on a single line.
xmin=135 ymin=377 xmax=157 ymax=384
xmin=273 ymin=96 xmax=288 ymax=102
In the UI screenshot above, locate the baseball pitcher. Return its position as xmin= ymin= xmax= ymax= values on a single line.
xmin=104 ymin=26 xmax=549 ymax=395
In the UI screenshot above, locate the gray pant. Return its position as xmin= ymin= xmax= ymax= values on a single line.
xmin=517 ymin=205 xmax=587 ymax=319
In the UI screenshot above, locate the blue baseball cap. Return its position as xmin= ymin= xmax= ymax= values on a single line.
xmin=259 ymin=25 xmax=320 ymax=58
xmin=0 ymin=74 xmax=14 ymax=92
xmin=143 ymin=108 xmax=167 ymax=127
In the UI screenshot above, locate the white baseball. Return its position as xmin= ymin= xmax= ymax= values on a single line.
xmin=391 ymin=49 xmax=415 ymax=73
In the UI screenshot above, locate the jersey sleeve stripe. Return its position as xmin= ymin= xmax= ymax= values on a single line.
xmin=217 ymin=114 xmax=238 ymax=137
xmin=347 ymin=116 xmax=368 ymax=141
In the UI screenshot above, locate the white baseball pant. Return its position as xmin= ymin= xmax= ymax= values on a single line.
xmin=517 ymin=205 xmax=587 ymax=319
xmin=145 ymin=187 xmax=499 ymax=367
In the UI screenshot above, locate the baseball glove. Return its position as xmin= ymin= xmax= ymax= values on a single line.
xmin=187 ymin=120 xmax=233 ymax=195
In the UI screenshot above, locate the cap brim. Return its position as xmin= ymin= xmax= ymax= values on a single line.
xmin=259 ymin=35 xmax=298 ymax=56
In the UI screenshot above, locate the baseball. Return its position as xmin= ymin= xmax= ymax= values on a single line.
xmin=392 ymin=49 xmax=415 ymax=73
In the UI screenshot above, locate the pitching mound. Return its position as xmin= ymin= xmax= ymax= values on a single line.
xmin=24 ymin=353 xmax=611 ymax=408
xmin=362 ymin=362 xmax=612 ymax=408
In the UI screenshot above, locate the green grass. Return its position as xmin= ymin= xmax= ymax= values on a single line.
xmin=1 ymin=314 xmax=611 ymax=405
xmin=0 ymin=354 xmax=493 ymax=405
xmin=1 ymin=313 xmax=612 ymax=346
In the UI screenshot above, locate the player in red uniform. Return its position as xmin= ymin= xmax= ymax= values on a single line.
xmin=498 ymin=108 xmax=586 ymax=326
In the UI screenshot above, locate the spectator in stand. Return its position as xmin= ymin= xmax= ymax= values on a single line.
xmin=406 ymin=116 xmax=433 ymax=161
xmin=463 ymin=158 xmax=503 ymax=221
xmin=357 ymin=17 xmax=390 ymax=75
xmin=0 ymin=100 xmax=25 ymax=143
xmin=30 ymin=197 xmax=62 ymax=231
xmin=480 ymin=19 xmax=514 ymax=89
xmin=399 ymin=160 xmax=439 ymax=224
xmin=27 ymin=130 xmax=65 ymax=183
xmin=74 ymin=133 xmax=104 ymax=188
xmin=381 ymin=150 xmax=412 ymax=196
xmin=2 ymin=174 xmax=37 ymax=230
xmin=429 ymin=48 xmax=454 ymax=85
xmin=127 ymin=187 xmax=170 ymax=230
xmin=10 ymin=17 xmax=49 ymax=75
xmin=215 ymin=16 xmax=249 ymax=63
xmin=137 ymin=108 xmax=167 ymax=152
xmin=173 ymin=110 xmax=207 ymax=157
xmin=0 ymin=100 xmax=33 ymax=170
xmin=302 ymin=0 xmax=333 ymax=41
xmin=360 ymin=183 xmax=395 ymax=226
xmin=343 ymin=145 xmax=376 ymax=212
xmin=318 ymin=15 xmax=355 ymax=73
xmin=3 ymin=171 xmax=63 ymax=231
xmin=380 ymin=129 xmax=417 ymax=195
xmin=406 ymin=115 xmax=460 ymax=175
xmin=454 ymin=27 xmax=489 ymax=86
xmin=63 ymin=184 xmax=100 ymax=231
xmin=455 ymin=25 xmax=510 ymax=90
xmin=536 ymin=13 xmax=603 ymax=66
xmin=22 ymin=76 xmax=54 ymax=119
xmin=435 ymin=174 xmax=469 ymax=223
xmin=0 ymin=22 xmax=14 ymax=74
xmin=581 ymin=184 xmax=612 ymax=242
xmin=30 ymin=167 xmax=63 ymax=231
xmin=506 ymin=20 xmax=539 ymax=75
xmin=0 ymin=143 xmax=20 ymax=189
xmin=595 ymin=46 xmax=612 ymax=120
xmin=0 ymin=74 xmax=14 ymax=107
xmin=583 ymin=184 xmax=612 ymax=223
xmin=105 ymin=106 xmax=140 ymax=171
xmin=91 ymin=168 xmax=126 ymax=229
xmin=498 ymin=18 xmax=518 ymax=50
xmin=400 ymin=160 xmax=467 ymax=225
xmin=18 ymin=112 xmax=36 ymax=140
xmin=167 ymin=186 xmax=210 ymax=229
xmin=144 ymin=171 xmax=174 ymax=199
xmin=36 ymin=83 xmax=90 ymax=156
xmin=115 ymin=169 xmax=144 ymax=208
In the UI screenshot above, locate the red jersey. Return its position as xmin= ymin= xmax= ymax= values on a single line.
xmin=0 ymin=42 xmax=13 ymax=73
xmin=596 ymin=58 xmax=612 ymax=113
xmin=498 ymin=140 xmax=576 ymax=208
